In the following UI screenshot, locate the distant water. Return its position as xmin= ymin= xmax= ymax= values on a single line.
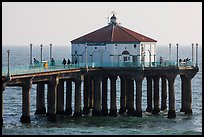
xmin=2 ymin=45 xmax=202 ymax=135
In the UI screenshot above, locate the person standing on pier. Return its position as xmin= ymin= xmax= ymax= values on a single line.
xmin=62 ymin=58 xmax=66 ymax=68
xmin=160 ymin=57 xmax=163 ymax=66
xmin=51 ymin=58 xmax=55 ymax=66
xmin=67 ymin=59 xmax=71 ymax=68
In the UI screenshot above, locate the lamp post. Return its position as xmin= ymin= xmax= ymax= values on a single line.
xmin=192 ymin=43 xmax=194 ymax=66
xmin=148 ymin=50 xmax=151 ymax=67
xmin=7 ymin=50 xmax=10 ymax=77
xmin=85 ymin=43 xmax=88 ymax=69
xmin=30 ymin=44 xmax=32 ymax=66
xmin=176 ymin=43 xmax=179 ymax=67
xmin=195 ymin=43 xmax=198 ymax=67
xmin=40 ymin=44 xmax=43 ymax=63
xmin=50 ymin=43 xmax=52 ymax=61
xmin=169 ymin=43 xmax=171 ymax=61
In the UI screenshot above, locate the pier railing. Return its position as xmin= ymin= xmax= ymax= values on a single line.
xmin=2 ymin=60 xmax=193 ymax=76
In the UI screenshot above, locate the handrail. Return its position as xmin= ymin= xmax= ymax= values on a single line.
xmin=2 ymin=60 xmax=193 ymax=76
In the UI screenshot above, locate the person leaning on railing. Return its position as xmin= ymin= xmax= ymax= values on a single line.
xmin=33 ymin=58 xmax=40 ymax=67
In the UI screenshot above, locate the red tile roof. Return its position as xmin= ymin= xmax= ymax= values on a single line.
xmin=71 ymin=24 xmax=157 ymax=43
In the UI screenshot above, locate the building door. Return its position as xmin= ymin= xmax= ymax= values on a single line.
xmin=122 ymin=51 xmax=130 ymax=62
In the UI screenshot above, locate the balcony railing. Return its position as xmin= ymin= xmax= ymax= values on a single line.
xmin=2 ymin=60 xmax=193 ymax=76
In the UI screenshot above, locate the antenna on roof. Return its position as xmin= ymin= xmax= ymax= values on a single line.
xmin=111 ymin=11 xmax=116 ymax=15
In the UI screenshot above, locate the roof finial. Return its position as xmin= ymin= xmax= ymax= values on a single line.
xmin=110 ymin=11 xmax=117 ymax=25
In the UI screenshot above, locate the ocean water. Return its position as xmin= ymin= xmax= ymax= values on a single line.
xmin=2 ymin=45 xmax=202 ymax=135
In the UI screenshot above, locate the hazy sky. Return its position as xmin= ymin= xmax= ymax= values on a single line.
xmin=2 ymin=2 xmax=202 ymax=46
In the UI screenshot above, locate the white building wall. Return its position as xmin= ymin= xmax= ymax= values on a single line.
xmin=71 ymin=42 xmax=156 ymax=64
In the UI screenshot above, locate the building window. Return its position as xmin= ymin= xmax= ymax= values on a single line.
xmin=125 ymin=47 xmax=126 ymax=49
xmin=134 ymin=44 xmax=136 ymax=48
xmin=75 ymin=51 xmax=77 ymax=54
xmin=105 ymin=47 xmax=106 ymax=49
xmin=95 ymin=47 xmax=97 ymax=49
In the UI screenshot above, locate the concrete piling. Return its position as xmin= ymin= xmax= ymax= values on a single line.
xmin=161 ymin=77 xmax=167 ymax=111
xmin=92 ymin=78 xmax=101 ymax=116
xmin=180 ymin=75 xmax=193 ymax=114
xmin=101 ymin=78 xmax=108 ymax=116
xmin=167 ymin=76 xmax=176 ymax=118
xmin=73 ymin=80 xmax=82 ymax=117
xmin=119 ymin=76 xmax=126 ymax=115
xmin=109 ymin=76 xmax=117 ymax=116
xmin=152 ymin=76 xmax=160 ymax=115
xmin=20 ymin=78 xmax=32 ymax=123
xmin=83 ymin=76 xmax=90 ymax=115
xmin=146 ymin=76 xmax=153 ymax=112
xmin=47 ymin=77 xmax=58 ymax=121
xmin=65 ymin=79 xmax=72 ymax=115
xmin=127 ymin=78 xmax=135 ymax=116
xmin=35 ymin=83 xmax=46 ymax=114
xmin=57 ymin=80 xmax=64 ymax=115
xmin=135 ymin=79 xmax=143 ymax=117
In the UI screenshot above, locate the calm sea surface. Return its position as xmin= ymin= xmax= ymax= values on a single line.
xmin=2 ymin=45 xmax=202 ymax=135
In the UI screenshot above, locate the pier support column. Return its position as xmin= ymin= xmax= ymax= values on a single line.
xmin=152 ymin=76 xmax=160 ymax=115
xmin=83 ymin=76 xmax=90 ymax=115
xmin=73 ymin=80 xmax=82 ymax=117
xmin=57 ymin=80 xmax=64 ymax=115
xmin=146 ymin=76 xmax=153 ymax=112
xmin=109 ymin=76 xmax=117 ymax=116
xmin=47 ymin=77 xmax=59 ymax=121
xmin=20 ymin=78 xmax=32 ymax=123
xmin=89 ymin=79 xmax=94 ymax=110
xmin=135 ymin=79 xmax=143 ymax=117
xmin=92 ymin=78 xmax=101 ymax=116
xmin=35 ymin=83 xmax=46 ymax=114
xmin=126 ymin=78 xmax=130 ymax=112
xmin=65 ymin=79 xmax=72 ymax=115
xmin=127 ymin=78 xmax=135 ymax=116
xmin=180 ymin=75 xmax=193 ymax=114
xmin=167 ymin=76 xmax=176 ymax=118
xmin=180 ymin=75 xmax=186 ymax=112
xmin=101 ymin=78 xmax=108 ymax=116
xmin=161 ymin=77 xmax=167 ymax=111
xmin=119 ymin=76 xmax=126 ymax=115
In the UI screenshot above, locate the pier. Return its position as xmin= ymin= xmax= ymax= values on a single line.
xmin=2 ymin=62 xmax=199 ymax=123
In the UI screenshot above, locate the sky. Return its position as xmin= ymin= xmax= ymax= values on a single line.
xmin=2 ymin=2 xmax=202 ymax=46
